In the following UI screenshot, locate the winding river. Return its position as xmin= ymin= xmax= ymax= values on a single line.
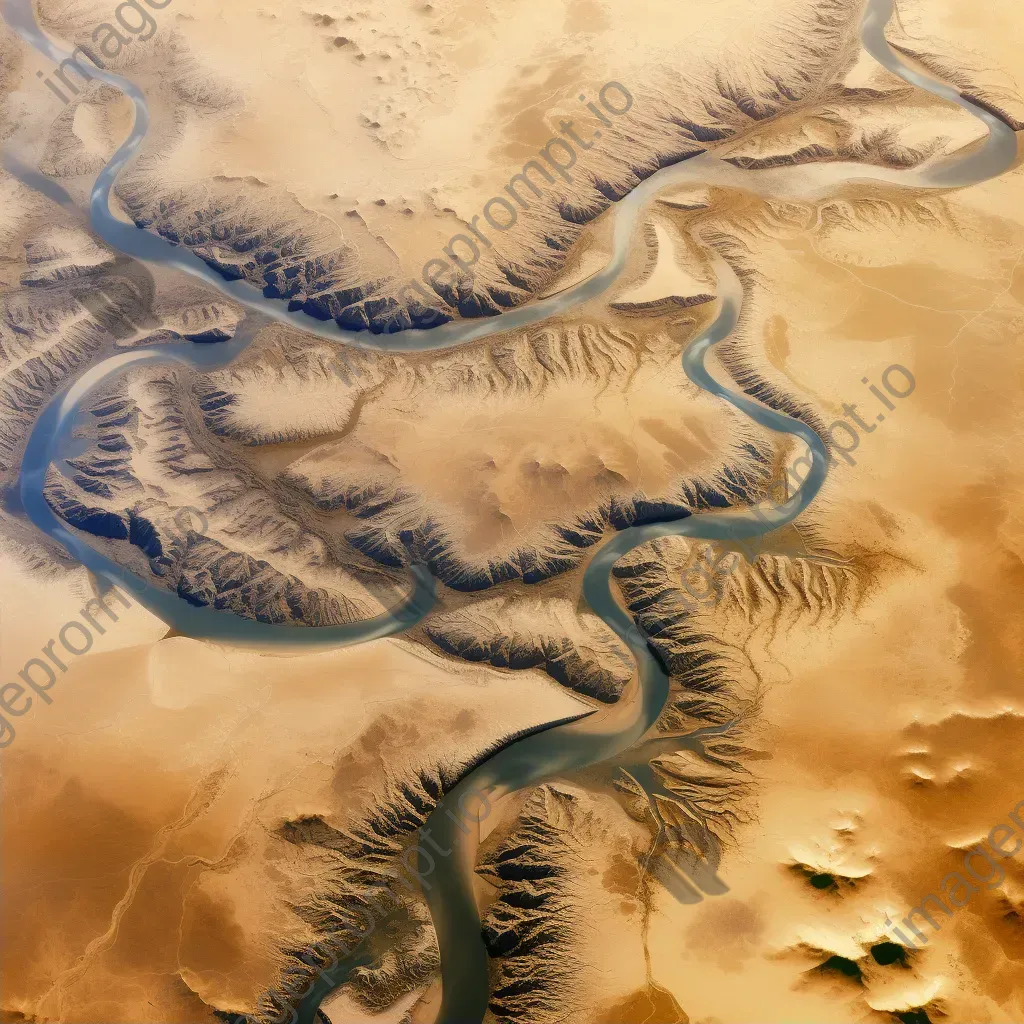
xmin=1 ymin=0 xmax=1016 ymax=1021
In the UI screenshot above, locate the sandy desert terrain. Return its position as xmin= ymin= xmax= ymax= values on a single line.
xmin=1 ymin=0 xmax=1023 ymax=1022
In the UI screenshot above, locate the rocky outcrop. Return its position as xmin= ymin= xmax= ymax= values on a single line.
xmin=425 ymin=596 xmax=631 ymax=703
xmin=100 ymin=0 xmax=882 ymax=337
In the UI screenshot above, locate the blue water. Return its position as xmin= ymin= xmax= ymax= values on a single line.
xmin=14 ymin=315 xmax=436 ymax=647
xmin=1 ymin=0 xmax=1016 ymax=1020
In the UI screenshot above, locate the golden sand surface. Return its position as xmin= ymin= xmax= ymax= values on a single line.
xmin=1 ymin=0 xmax=1023 ymax=1022
xmin=644 ymin=161 xmax=1024 ymax=1024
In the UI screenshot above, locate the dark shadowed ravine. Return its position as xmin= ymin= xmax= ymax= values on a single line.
xmin=1 ymin=0 xmax=1015 ymax=1020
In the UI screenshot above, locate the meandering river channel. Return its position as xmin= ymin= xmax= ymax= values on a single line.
xmin=1 ymin=0 xmax=1016 ymax=1020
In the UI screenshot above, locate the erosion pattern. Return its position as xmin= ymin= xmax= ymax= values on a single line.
xmin=0 ymin=0 xmax=1022 ymax=1022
